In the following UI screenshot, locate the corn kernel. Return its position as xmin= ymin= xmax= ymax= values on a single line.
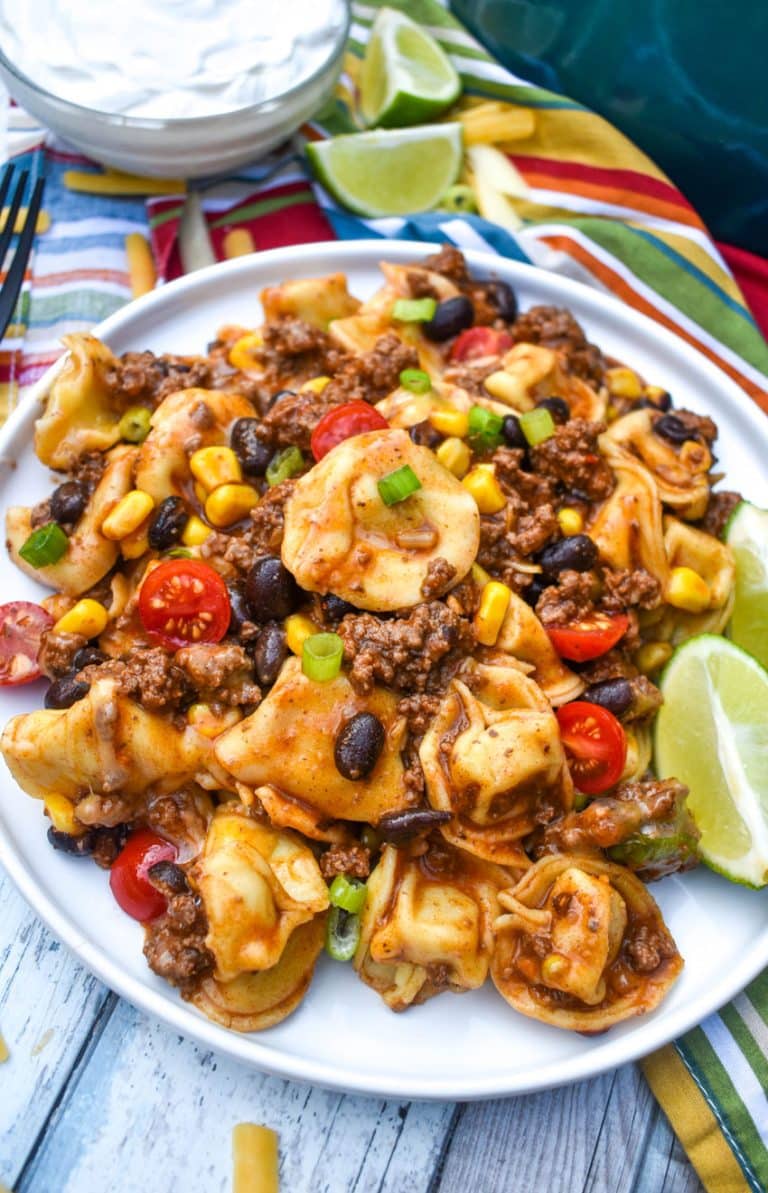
xmin=429 ymin=408 xmax=469 ymax=438
xmin=606 ymin=367 xmax=642 ymax=399
xmin=190 ymin=445 xmax=242 ymax=492
xmin=471 ymin=562 xmax=491 ymax=588
xmin=483 ymin=369 xmax=531 ymax=410
xmin=45 ymin=794 xmax=81 ymax=836
xmin=644 ymin=385 xmax=670 ymax=406
xmin=666 ymin=566 xmax=711 ymax=613
xmin=636 ymin=641 xmax=673 ymax=675
xmin=228 ymin=332 xmax=263 ymax=371
xmin=679 ymin=439 xmax=711 ymax=474
xmin=194 ymin=482 xmax=208 ymax=505
xmin=187 ymin=703 xmax=243 ymax=739
xmin=475 ymin=580 xmax=512 ymax=646
xmin=436 ymin=436 xmax=471 ymax=478
xmin=285 ymin=614 xmax=317 ymax=656
xmin=120 ymin=526 xmax=150 ymax=560
xmin=541 ymin=953 xmax=569 ymax=983
xmin=205 ymin=483 xmax=260 ymax=528
xmin=462 ymin=466 xmax=506 ymax=514
xmin=101 ymin=489 xmax=154 ymax=541
xmin=557 ymin=507 xmax=584 ymax=536
xmin=302 ymin=375 xmax=331 ymax=394
xmin=54 ymin=598 xmax=109 ymax=638
xmin=182 ymin=515 xmax=211 ymax=546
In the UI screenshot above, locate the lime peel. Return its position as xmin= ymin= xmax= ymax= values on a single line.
xmin=725 ymin=500 xmax=768 ymax=669
xmin=360 ymin=6 xmax=461 ymax=129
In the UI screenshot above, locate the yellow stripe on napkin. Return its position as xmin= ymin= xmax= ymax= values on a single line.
xmin=642 ymin=1046 xmax=750 ymax=1193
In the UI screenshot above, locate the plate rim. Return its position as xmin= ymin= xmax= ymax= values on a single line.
xmin=1 ymin=238 xmax=767 ymax=1101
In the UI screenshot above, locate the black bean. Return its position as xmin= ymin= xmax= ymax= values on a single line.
xmin=251 ymin=622 xmax=287 ymax=687
xmin=409 ymin=419 xmax=442 ymax=449
xmin=583 ymin=678 xmax=634 ymax=718
xmin=536 ymin=396 xmax=570 ymax=424
xmin=377 ymin=808 xmax=452 ymax=843
xmin=148 ymin=496 xmax=187 ymax=551
xmin=147 ymin=860 xmax=189 ymax=894
xmin=45 ymin=673 xmax=90 ymax=709
xmin=72 ymin=646 xmax=107 ymax=670
xmin=422 ymin=296 xmax=474 ymax=342
xmin=638 ymin=391 xmax=672 ymax=412
xmin=50 ymin=481 xmax=87 ymax=524
xmin=484 ymin=280 xmax=518 ymax=322
xmin=523 ymin=574 xmax=548 ymax=607
xmin=245 ymin=555 xmax=299 ymax=622
xmin=268 ymin=388 xmax=296 ymax=409
xmin=47 ymin=826 xmax=95 ymax=856
xmin=227 ymin=582 xmax=252 ymax=634
xmin=540 ymin=534 xmax=598 ymax=578
xmin=231 ymin=417 xmax=273 ymax=476
xmin=322 ymin=594 xmax=356 ymax=622
xmin=654 ymin=413 xmax=690 ymax=444
xmin=334 ymin=713 xmax=385 ymax=781
xmin=502 ymin=415 xmax=527 ymax=451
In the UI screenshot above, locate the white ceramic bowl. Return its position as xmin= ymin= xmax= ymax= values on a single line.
xmin=0 ymin=6 xmax=349 ymax=179
xmin=1 ymin=240 xmax=768 ymax=1100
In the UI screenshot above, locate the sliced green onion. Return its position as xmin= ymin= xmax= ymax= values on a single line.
xmin=360 ymin=826 xmax=380 ymax=854
xmin=325 ymin=905 xmax=361 ymax=962
xmin=165 ymin=546 xmax=194 ymax=559
xmin=573 ymin=792 xmax=590 ymax=812
xmin=19 ymin=521 xmax=69 ymax=567
xmin=392 ymin=297 xmax=437 ymax=323
xmin=266 ymin=445 xmax=304 ymax=487
xmin=399 ymin=368 xmax=431 ymax=394
xmin=118 ymin=405 xmax=152 ymax=443
xmin=328 ymin=875 xmax=367 ymax=915
xmin=302 ymin=631 xmax=344 ymax=682
xmin=519 ymin=407 xmax=555 ymax=446
xmin=468 ymin=405 xmax=504 ymax=451
xmin=437 ymin=184 xmax=478 ymax=214
xmin=377 ymin=465 xmax=422 ymax=506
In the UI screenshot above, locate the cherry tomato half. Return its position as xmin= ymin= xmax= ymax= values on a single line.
xmin=449 ymin=326 xmax=512 ymax=362
xmin=310 ymin=400 xmax=389 ymax=461
xmin=556 ymin=701 xmax=627 ymax=795
xmin=109 ymin=829 xmax=178 ymax=922
xmin=138 ymin=559 xmax=230 ymax=650
xmin=0 ymin=601 xmax=53 ymax=685
xmin=547 ymin=612 xmax=629 ymax=662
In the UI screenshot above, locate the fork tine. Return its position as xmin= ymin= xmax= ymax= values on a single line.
xmin=0 ymin=164 xmax=15 ymax=215
xmin=0 ymin=175 xmax=44 ymax=342
xmin=0 ymin=168 xmax=28 ymax=266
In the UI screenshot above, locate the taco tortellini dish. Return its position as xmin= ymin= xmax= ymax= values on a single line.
xmin=0 ymin=245 xmax=743 ymax=1036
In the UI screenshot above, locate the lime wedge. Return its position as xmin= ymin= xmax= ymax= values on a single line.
xmin=306 ymin=124 xmax=463 ymax=217
xmin=725 ymin=500 xmax=768 ymax=668
xmin=654 ymin=634 xmax=768 ymax=887
xmin=360 ymin=6 xmax=461 ymax=128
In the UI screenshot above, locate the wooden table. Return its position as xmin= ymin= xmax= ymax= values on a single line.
xmin=0 ymin=867 xmax=701 ymax=1192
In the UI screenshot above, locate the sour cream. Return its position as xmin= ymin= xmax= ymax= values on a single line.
xmin=0 ymin=0 xmax=348 ymax=119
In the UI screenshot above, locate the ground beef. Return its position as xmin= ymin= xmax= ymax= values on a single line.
xmin=423 ymin=244 xmax=469 ymax=284
xmin=323 ymin=333 xmax=419 ymax=405
xmin=444 ymin=576 xmax=479 ymax=618
xmin=259 ymin=387 xmax=337 ymax=452
xmin=259 ymin=317 xmax=347 ymax=388
xmin=202 ymin=479 xmax=296 ymax=573
xmin=143 ymin=889 xmax=214 ymax=993
xmin=38 ymin=630 xmax=88 ymax=679
xmin=420 ymin=557 xmax=457 ymax=599
xmin=601 ymin=567 xmax=662 ymax=611
xmin=89 ymin=825 xmax=130 ymax=868
xmin=30 ymin=497 xmax=53 ymax=528
xmin=576 ymin=649 xmax=637 ymax=684
xmin=623 ymin=675 xmax=663 ymax=721
xmin=319 ymin=843 xmax=371 ymax=880
xmin=509 ymin=305 xmax=605 ymax=386
xmin=407 ymin=270 xmax=440 ymax=300
xmin=106 ymin=352 xmax=215 ymax=408
xmin=529 ymin=419 xmax=614 ymax=501
xmin=71 ymin=450 xmax=107 ymax=493
xmin=475 ymin=449 xmax=560 ymax=580
xmin=535 ymin=570 xmax=596 ymax=627
xmin=397 ymin=692 xmax=442 ymax=737
xmin=625 ymin=923 xmax=677 ymax=973
xmin=492 ymin=448 xmax=558 ymax=508
xmin=339 ymin=601 xmax=475 ymax=696
xmin=700 ymin=489 xmax=742 ymax=538
xmin=174 ymin=642 xmax=260 ymax=706
xmin=80 ymin=647 xmax=191 ymax=712
xmin=443 ymin=361 xmax=496 ymax=398
xmin=146 ymin=787 xmax=212 ymax=853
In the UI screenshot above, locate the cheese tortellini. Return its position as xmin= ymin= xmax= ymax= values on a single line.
xmin=34 ymin=333 xmax=124 ymax=469
xmin=281 ymin=428 xmax=480 ymax=611
xmin=355 ymin=841 xmax=510 ymax=1011
xmin=494 ymin=589 xmax=584 ymax=706
xmin=600 ymin=409 xmax=710 ymax=520
xmin=492 ymin=855 xmax=683 ymax=1030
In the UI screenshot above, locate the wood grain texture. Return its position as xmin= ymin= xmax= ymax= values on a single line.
xmin=0 ymin=861 xmax=701 ymax=1193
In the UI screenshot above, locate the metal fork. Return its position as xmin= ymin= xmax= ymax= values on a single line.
xmin=0 ymin=163 xmax=45 ymax=342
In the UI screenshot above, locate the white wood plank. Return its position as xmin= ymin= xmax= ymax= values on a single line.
xmin=582 ymin=1064 xmax=660 ymax=1192
xmin=634 ymin=1101 xmax=704 ymax=1193
xmin=0 ymin=866 xmax=107 ymax=1189
xmin=17 ymin=997 xmax=455 ymax=1193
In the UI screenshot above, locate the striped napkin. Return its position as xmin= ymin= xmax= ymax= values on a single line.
xmin=2 ymin=2 xmax=768 ymax=1187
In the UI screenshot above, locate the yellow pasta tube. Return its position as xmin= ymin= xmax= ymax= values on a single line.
xmin=459 ymin=102 xmax=535 ymax=145
xmin=125 ymin=233 xmax=157 ymax=298
xmin=63 ymin=170 xmax=186 ymax=196
xmin=232 ymin=1123 xmax=279 ymax=1193
xmin=0 ymin=206 xmax=50 ymax=234
xmin=223 ymin=228 xmax=256 ymax=258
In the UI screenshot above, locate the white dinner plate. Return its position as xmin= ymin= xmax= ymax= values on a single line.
xmin=0 ymin=240 xmax=766 ymax=1101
